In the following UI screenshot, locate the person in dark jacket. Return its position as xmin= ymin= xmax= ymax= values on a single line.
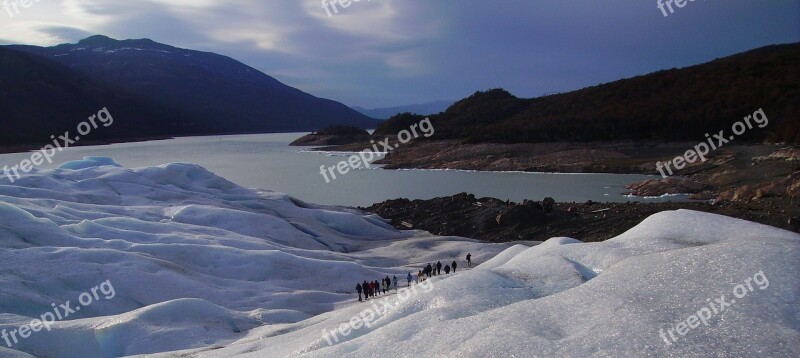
xmin=363 ymin=280 xmax=370 ymax=299
xmin=452 ymin=260 xmax=458 ymax=272
xmin=467 ymin=253 xmax=472 ymax=267
xmin=426 ymin=263 xmax=433 ymax=278
xmin=444 ymin=265 xmax=450 ymax=274
xmin=375 ymin=280 xmax=381 ymax=295
xmin=407 ymin=272 xmax=413 ymax=286
xmin=436 ymin=261 xmax=442 ymax=275
xmin=356 ymin=283 xmax=363 ymax=301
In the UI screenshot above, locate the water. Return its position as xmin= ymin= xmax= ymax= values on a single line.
xmin=0 ymin=133 xmax=680 ymax=207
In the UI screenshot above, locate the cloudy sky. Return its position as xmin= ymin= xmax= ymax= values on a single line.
xmin=1 ymin=0 xmax=798 ymax=108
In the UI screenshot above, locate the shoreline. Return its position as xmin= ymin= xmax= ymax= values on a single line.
xmin=0 ymin=136 xmax=176 ymax=155
xmin=313 ymin=139 xmax=799 ymax=202
xmin=363 ymin=193 xmax=800 ymax=243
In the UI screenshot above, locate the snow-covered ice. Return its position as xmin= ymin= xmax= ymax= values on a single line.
xmin=0 ymin=157 xmax=798 ymax=357
xmin=0 ymin=158 xmax=511 ymax=357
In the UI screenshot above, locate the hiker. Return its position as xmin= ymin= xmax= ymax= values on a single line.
xmin=368 ymin=281 xmax=374 ymax=297
xmin=417 ymin=270 xmax=423 ymax=283
xmin=436 ymin=261 xmax=442 ymax=275
xmin=452 ymin=260 xmax=457 ymax=272
xmin=444 ymin=265 xmax=450 ymax=274
xmin=374 ymin=280 xmax=380 ymax=296
xmin=393 ymin=275 xmax=398 ymax=290
xmin=364 ymin=280 xmax=370 ymax=299
xmin=407 ymin=272 xmax=413 ymax=286
xmin=426 ymin=263 xmax=433 ymax=278
xmin=356 ymin=282 xmax=363 ymax=301
xmin=382 ymin=277 xmax=388 ymax=294
xmin=467 ymin=253 xmax=472 ymax=267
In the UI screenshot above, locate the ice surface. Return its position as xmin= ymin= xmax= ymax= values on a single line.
xmin=164 ymin=210 xmax=797 ymax=358
xmin=1 ymin=158 xmax=798 ymax=357
xmin=57 ymin=157 xmax=122 ymax=170
xmin=0 ymin=159 xmax=513 ymax=357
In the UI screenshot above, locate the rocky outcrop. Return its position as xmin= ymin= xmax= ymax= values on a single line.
xmin=290 ymin=126 xmax=370 ymax=146
xmin=717 ymin=172 xmax=800 ymax=202
xmin=624 ymin=177 xmax=711 ymax=197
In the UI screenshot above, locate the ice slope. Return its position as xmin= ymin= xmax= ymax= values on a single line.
xmin=154 ymin=212 xmax=800 ymax=357
xmin=0 ymin=158 xmax=512 ymax=357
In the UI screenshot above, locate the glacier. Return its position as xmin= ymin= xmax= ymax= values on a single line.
xmin=0 ymin=158 xmax=797 ymax=357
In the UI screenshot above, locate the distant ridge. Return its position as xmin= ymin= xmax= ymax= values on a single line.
xmin=376 ymin=43 xmax=800 ymax=144
xmin=1 ymin=35 xmax=374 ymax=147
xmin=352 ymin=100 xmax=454 ymax=119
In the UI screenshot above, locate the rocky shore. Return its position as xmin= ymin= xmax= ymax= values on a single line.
xmin=318 ymin=138 xmax=799 ymax=203
xmin=364 ymin=193 xmax=800 ymax=243
xmin=311 ymin=136 xmax=799 ymax=241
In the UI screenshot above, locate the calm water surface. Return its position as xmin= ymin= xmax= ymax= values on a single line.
xmin=0 ymin=133 xmax=682 ymax=207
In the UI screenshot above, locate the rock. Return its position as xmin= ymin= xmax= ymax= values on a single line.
xmin=290 ymin=126 xmax=370 ymax=146
xmin=625 ymin=177 xmax=710 ymax=197
xmin=496 ymin=204 xmax=549 ymax=226
xmin=789 ymin=217 xmax=800 ymax=233
xmin=717 ymin=173 xmax=800 ymax=202
xmin=542 ymin=197 xmax=555 ymax=213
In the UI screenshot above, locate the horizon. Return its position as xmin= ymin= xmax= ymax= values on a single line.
xmin=0 ymin=1 xmax=797 ymax=108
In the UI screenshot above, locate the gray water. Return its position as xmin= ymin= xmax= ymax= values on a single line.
xmin=0 ymin=133 xmax=682 ymax=207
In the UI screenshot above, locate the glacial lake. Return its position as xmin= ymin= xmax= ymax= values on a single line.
xmin=0 ymin=133 xmax=683 ymax=207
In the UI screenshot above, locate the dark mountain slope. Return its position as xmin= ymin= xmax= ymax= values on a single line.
xmin=0 ymin=47 xmax=185 ymax=146
xmin=5 ymin=35 xmax=375 ymax=141
xmin=376 ymin=43 xmax=800 ymax=144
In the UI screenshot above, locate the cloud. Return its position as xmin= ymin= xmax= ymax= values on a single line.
xmin=0 ymin=0 xmax=797 ymax=107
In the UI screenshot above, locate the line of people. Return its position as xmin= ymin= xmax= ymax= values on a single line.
xmin=356 ymin=275 xmax=399 ymax=301
xmin=355 ymin=254 xmax=473 ymax=302
xmin=415 ymin=255 xmax=469 ymax=283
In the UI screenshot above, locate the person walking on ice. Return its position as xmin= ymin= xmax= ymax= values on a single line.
xmin=407 ymin=272 xmax=413 ymax=286
xmin=452 ymin=260 xmax=457 ymax=272
xmin=356 ymin=282 xmax=363 ymax=302
xmin=393 ymin=275 xmax=398 ymax=290
xmin=444 ymin=264 xmax=450 ymax=274
xmin=436 ymin=261 xmax=442 ymax=275
xmin=467 ymin=253 xmax=472 ymax=267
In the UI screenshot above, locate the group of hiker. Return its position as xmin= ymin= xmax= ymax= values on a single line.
xmin=354 ymin=253 xmax=473 ymax=302
xmin=356 ymin=276 xmax=398 ymax=301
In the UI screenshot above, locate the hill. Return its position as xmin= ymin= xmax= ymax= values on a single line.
xmin=376 ymin=43 xmax=800 ymax=144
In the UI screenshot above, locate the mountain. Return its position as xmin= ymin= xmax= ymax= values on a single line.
xmin=375 ymin=43 xmax=800 ymax=144
xmin=0 ymin=47 xmax=186 ymax=146
xmin=352 ymin=100 xmax=454 ymax=119
xmin=1 ymin=35 xmax=374 ymax=146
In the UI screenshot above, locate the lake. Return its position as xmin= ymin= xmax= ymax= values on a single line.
xmin=0 ymin=133 xmax=681 ymax=207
